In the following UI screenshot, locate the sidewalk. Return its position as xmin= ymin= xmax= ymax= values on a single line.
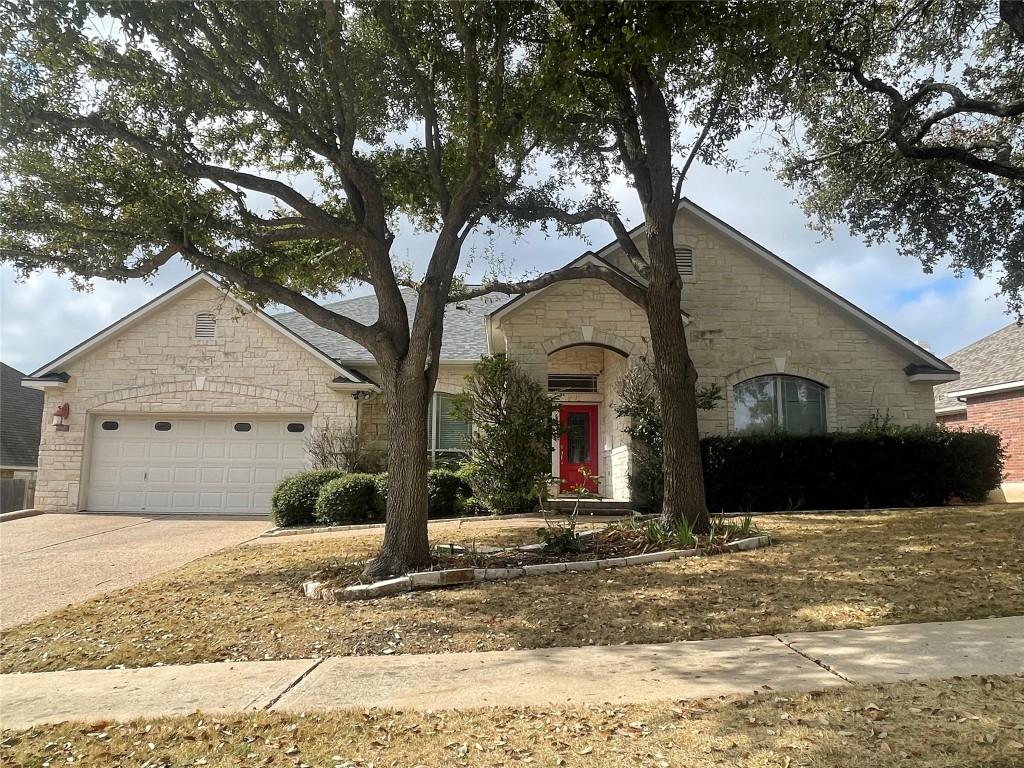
xmin=2 ymin=616 xmax=1021 ymax=730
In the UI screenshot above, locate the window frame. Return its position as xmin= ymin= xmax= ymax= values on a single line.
xmin=732 ymin=374 xmax=828 ymax=435
xmin=427 ymin=392 xmax=471 ymax=461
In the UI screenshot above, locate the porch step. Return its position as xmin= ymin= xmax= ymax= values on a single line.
xmin=544 ymin=498 xmax=637 ymax=516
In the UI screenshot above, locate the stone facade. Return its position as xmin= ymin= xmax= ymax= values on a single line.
xmin=29 ymin=205 xmax=945 ymax=513
xmin=34 ymin=280 xmax=357 ymax=513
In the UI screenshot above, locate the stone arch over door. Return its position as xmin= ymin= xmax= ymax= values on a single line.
xmin=84 ymin=378 xmax=318 ymax=413
xmin=542 ymin=327 xmax=637 ymax=358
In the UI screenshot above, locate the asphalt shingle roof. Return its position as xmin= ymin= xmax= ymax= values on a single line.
xmin=933 ymin=322 xmax=1024 ymax=408
xmin=274 ymin=287 xmax=511 ymax=363
xmin=0 ymin=362 xmax=44 ymax=468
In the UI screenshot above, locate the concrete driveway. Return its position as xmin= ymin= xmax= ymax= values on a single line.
xmin=0 ymin=514 xmax=270 ymax=629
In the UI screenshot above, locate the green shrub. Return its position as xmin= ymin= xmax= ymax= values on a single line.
xmin=314 ymin=473 xmax=382 ymax=525
xmin=270 ymin=469 xmax=347 ymax=527
xmin=451 ymin=356 xmax=559 ymax=514
xmin=427 ymin=468 xmax=473 ymax=518
xmin=692 ymin=426 xmax=1004 ymax=513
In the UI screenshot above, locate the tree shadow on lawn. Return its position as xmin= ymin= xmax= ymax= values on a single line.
xmin=1 ymin=507 xmax=1021 ymax=673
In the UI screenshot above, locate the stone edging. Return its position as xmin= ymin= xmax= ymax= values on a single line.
xmin=262 ymin=511 xmax=602 ymax=538
xmin=303 ymin=534 xmax=772 ymax=602
xmin=0 ymin=508 xmax=44 ymax=523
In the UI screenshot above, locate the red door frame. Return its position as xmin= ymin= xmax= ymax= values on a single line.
xmin=558 ymin=403 xmax=599 ymax=494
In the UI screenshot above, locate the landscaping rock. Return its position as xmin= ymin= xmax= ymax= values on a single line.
xmin=598 ymin=557 xmax=628 ymax=568
xmin=566 ymin=559 xmax=600 ymax=571
xmin=477 ymin=567 xmax=525 ymax=580
xmin=341 ymin=577 xmax=412 ymax=600
xmin=435 ymin=568 xmax=476 ymax=586
xmin=302 ymin=580 xmax=324 ymax=599
xmin=623 ymin=551 xmax=676 ymax=566
xmin=522 ymin=562 xmax=567 ymax=575
xmin=727 ymin=535 xmax=771 ymax=552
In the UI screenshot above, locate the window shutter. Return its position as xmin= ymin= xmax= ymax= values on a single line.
xmin=674 ymin=246 xmax=695 ymax=278
xmin=435 ymin=393 xmax=471 ymax=450
xmin=194 ymin=313 xmax=217 ymax=338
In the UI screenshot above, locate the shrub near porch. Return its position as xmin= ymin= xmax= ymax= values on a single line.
xmin=1 ymin=505 xmax=1021 ymax=673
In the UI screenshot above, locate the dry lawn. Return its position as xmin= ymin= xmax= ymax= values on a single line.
xmin=1 ymin=505 xmax=1022 ymax=673
xmin=3 ymin=676 xmax=1023 ymax=767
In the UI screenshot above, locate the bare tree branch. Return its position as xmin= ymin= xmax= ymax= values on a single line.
xmin=451 ymin=263 xmax=647 ymax=306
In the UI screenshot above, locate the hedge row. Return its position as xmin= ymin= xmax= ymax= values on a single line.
xmin=632 ymin=427 xmax=1004 ymax=513
xmin=271 ymin=468 xmax=478 ymax=527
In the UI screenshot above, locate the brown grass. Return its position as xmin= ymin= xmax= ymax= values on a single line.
xmin=1 ymin=505 xmax=1022 ymax=673
xmin=3 ymin=676 xmax=1023 ymax=767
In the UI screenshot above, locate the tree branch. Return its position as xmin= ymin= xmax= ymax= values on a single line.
xmin=451 ymin=263 xmax=647 ymax=307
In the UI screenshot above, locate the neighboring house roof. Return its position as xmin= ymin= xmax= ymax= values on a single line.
xmin=1 ymin=362 xmax=44 ymax=468
xmin=25 ymin=273 xmax=367 ymax=385
xmin=933 ymin=322 xmax=1024 ymax=411
xmin=275 ymin=287 xmax=512 ymax=364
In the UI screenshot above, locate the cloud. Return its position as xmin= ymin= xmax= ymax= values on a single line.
xmin=1 ymin=137 xmax=1011 ymax=370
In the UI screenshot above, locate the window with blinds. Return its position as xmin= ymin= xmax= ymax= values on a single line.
xmin=427 ymin=392 xmax=471 ymax=460
xmin=548 ymin=374 xmax=598 ymax=393
xmin=674 ymin=246 xmax=695 ymax=278
xmin=194 ymin=313 xmax=217 ymax=339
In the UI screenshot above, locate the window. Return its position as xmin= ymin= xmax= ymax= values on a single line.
xmin=675 ymin=246 xmax=695 ymax=279
xmin=286 ymin=423 xmax=305 ymax=433
xmin=733 ymin=375 xmax=827 ymax=434
xmin=427 ymin=392 xmax=471 ymax=461
xmin=154 ymin=421 xmax=172 ymax=432
xmin=234 ymin=422 xmax=252 ymax=432
xmin=101 ymin=421 xmax=119 ymax=431
xmin=194 ymin=313 xmax=217 ymax=339
xmin=548 ymin=374 xmax=598 ymax=393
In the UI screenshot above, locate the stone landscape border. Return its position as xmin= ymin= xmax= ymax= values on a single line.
xmin=262 ymin=511 xmax=623 ymax=537
xmin=302 ymin=533 xmax=772 ymax=601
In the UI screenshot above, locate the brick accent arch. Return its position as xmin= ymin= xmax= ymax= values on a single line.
xmin=542 ymin=328 xmax=637 ymax=357
xmin=84 ymin=379 xmax=318 ymax=412
xmin=724 ymin=361 xmax=838 ymax=432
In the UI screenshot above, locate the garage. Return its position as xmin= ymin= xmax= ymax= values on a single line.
xmin=84 ymin=416 xmax=311 ymax=514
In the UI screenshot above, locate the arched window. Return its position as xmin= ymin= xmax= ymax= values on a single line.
xmin=733 ymin=375 xmax=827 ymax=434
xmin=194 ymin=312 xmax=217 ymax=339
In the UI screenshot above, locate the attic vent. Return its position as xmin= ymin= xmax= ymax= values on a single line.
xmin=675 ymin=246 xmax=695 ymax=278
xmin=194 ymin=313 xmax=217 ymax=339
xmin=548 ymin=374 xmax=599 ymax=393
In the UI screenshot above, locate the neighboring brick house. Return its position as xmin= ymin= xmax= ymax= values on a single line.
xmin=22 ymin=199 xmax=957 ymax=515
xmin=934 ymin=323 xmax=1023 ymax=502
xmin=1 ymin=362 xmax=44 ymax=512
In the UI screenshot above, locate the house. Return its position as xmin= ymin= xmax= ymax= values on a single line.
xmin=22 ymin=199 xmax=957 ymax=516
xmin=1 ymin=362 xmax=44 ymax=513
xmin=934 ymin=322 xmax=1023 ymax=503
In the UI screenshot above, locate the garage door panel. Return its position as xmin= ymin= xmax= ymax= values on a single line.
xmin=86 ymin=416 xmax=310 ymax=515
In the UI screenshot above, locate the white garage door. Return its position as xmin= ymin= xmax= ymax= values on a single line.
xmin=85 ymin=416 xmax=311 ymax=514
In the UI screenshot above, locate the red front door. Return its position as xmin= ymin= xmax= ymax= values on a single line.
xmin=559 ymin=404 xmax=599 ymax=494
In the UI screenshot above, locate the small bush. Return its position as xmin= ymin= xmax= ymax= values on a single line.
xmin=271 ymin=469 xmax=347 ymax=527
xmin=314 ymin=473 xmax=381 ymax=525
xmin=427 ymin=468 xmax=473 ymax=518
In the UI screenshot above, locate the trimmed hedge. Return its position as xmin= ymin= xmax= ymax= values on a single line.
xmin=294 ymin=467 xmax=477 ymax=527
xmin=315 ymin=473 xmax=379 ymax=525
xmin=270 ymin=469 xmax=347 ymax=527
xmin=691 ymin=427 xmax=1003 ymax=513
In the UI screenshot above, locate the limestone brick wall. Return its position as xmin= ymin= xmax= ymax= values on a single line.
xmin=34 ymin=281 xmax=357 ymax=513
xmin=595 ymin=210 xmax=938 ymax=433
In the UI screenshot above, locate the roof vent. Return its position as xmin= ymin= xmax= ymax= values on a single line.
xmin=675 ymin=246 xmax=695 ymax=278
xmin=194 ymin=313 xmax=217 ymax=339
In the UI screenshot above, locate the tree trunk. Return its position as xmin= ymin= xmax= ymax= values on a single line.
xmin=645 ymin=262 xmax=711 ymax=535
xmin=363 ymin=371 xmax=432 ymax=579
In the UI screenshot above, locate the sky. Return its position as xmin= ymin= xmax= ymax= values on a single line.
xmin=0 ymin=136 xmax=1013 ymax=375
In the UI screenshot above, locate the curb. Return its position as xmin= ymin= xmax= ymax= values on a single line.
xmin=0 ymin=509 xmax=44 ymax=523
xmin=304 ymin=534 xmax=772 ymax=602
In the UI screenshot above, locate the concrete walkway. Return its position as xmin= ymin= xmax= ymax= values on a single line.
xmin=1 ymin=616 xmax=1021 ymax=730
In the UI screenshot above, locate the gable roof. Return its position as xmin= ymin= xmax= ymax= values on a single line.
xmin=275 ymin=287 xmax=511 ymax=363
xmin=592 ymin=198 xmax=956 ymax=377
xmin=485 ymin=251 xmax=657 ymax=324
xmin=26 ymin=273 xmax=366 ymax=384
xmin=1 ymin=362 xmax=44 ymax=468
xmin=933 ymin=322 xmax=1024 ymax=410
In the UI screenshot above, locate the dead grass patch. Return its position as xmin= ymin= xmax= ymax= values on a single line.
xmin=3 ymin=676 xmax=1023 ymax=767
xmin=1 ymin=505 xmax=1022 ymax=673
